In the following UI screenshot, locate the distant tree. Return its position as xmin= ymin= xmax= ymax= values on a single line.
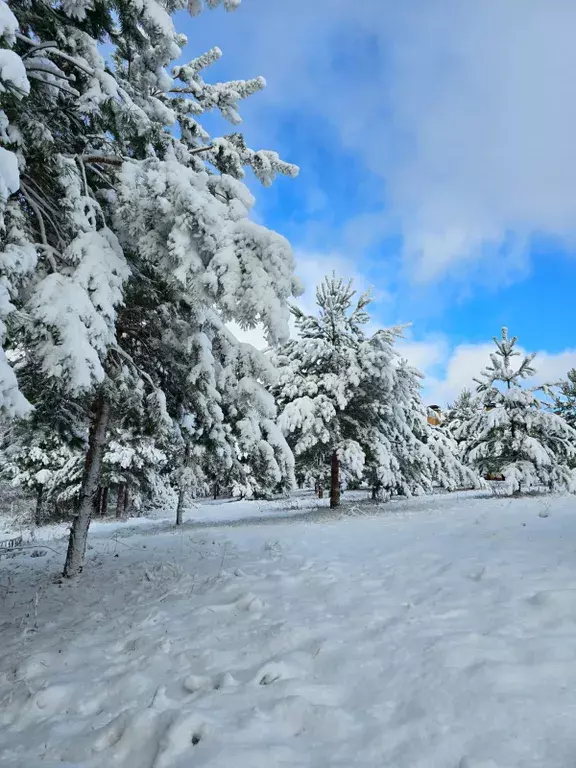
xmin=444 ymin=388 xmax=478 ymax=446
xmin=553 ymin=368 xmax=576 ymax=429
xmin=458 ymin=327 xmax=576 ymax=494
xmin=275 ymin=274 xmax=478 ymax=507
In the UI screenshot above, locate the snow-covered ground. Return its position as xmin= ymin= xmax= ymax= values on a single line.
xmin=0 ymin=490 xmax=351 ymax=544
xmin=2 ymin=490 xmax=576 ymax=767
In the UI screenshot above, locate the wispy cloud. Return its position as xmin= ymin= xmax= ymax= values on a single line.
xmin=191 ymin=0 xmax=576 ymax=285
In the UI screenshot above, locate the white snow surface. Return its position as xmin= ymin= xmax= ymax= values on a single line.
xmin=2 ymin=491 xmax=576 ymax=766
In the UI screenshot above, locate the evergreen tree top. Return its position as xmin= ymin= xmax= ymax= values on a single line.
xmin=290 ymin=273 xmax=372 ymax=345
xmin=475 ymin=326 xmax=536 ymax=392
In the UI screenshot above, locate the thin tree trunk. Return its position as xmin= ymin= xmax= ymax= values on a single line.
xmin=176 ymin=487 xmax=185 ymax=526
xmin=116 ymin=484 xmax=126 ymax=519
xmin=34 ymin=486 xmax=44 ymax=527
xmin=317 ymin=483 xmax=324 ymax=499
xmin=100 ymin=486 xmax=109 ymax=517
xmin=330 ymin=451 xmax=340 ymax=509
xmin=213 ymin=482 xmax=219 ymax=500
xmin=94 ymin=486 xmax=103 ymax=517
xmin=371 ymin=485 xmax=377 ymax=501
xmin=176 ymin=444 xmax=191 ymax=525
xmin=123 ymin=486 xmax=130 ymax=518
xmin=63 ymin=391 xmax=110 ymax=578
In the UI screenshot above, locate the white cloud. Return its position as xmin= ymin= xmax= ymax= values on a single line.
xmin=292 ymin=248 xmax=381 ymax=315
xmin=202 ymin=0 xmax=576 ymax=283
xmin=419 ymin=342 xmax=576 ymax=408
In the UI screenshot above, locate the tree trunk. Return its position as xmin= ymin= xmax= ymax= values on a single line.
xmin=371 ymin=485 xmax=377 ymax=501
xmin=63 ymin=391 xmax=110 ymax=578
xmin=213 ymin=482 xmax=219 ymax=500
xmin=34 ymin=486 xmax=45 ymax=527
xmin=100 ymin=486 xmax=109 ymax=517
xmin=115 ymin=484 xmax=126 ymax=519
xmin=330 ymin=451 xmax=340 ymax=509
xmin=317 ymin=483 xmax=324 ymax=499
xmin=123 ymin=486 xmax=130 ymax=518
xmin=94 ymin=486 xmax=103 ymax=517
xmin=176 ymin=487 xmax=185 ymax=526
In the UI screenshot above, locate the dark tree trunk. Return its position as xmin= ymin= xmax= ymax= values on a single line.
xmin=100 ymin=486 xmax=109 ymax=517
xmin=115 ymin=484 xmax=126 ymax=519
xmin=34 ymin=486 xmax=44 ymax=527
xmin=316 ymin=482 xmax=324 ymax=499
xmin=213 ymin=482 xmax=219 ymax=501
xmin=176 ymin=487 xmax=185 ymax=526
xmin=123 ymin=486 xmax=130 ymax=518
xmin=371 ymin=485 xmax=377 ymax=501
xmin=63 ymin=392 xmax=110 ymax=578
xmin=330 ymin=451 xmax=340 ymax=509
xmin=94 ymin=486 xmax=103 ymax=517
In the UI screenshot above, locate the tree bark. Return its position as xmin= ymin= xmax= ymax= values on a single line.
xmin=100 ymin=486 xmax=109 ymax=517
xmin=123 ymin=486 xmax=130 ymax=518
xmin=176 ymin=487 xmax=185 ymax=526
xmin=63 ymin=391 xmax=110 ymax=578
xmin=330 ymin=451 xmax=340 ymax=509
xmin=213 ymin=482 xmax=219 ymax=500
xmin=94 ymin=486 xmax=103 ymax=517
xmin=34 ymin=486 xmax=44 ymax=527
xmin=115 ymin=484 xmax=126 ymax=519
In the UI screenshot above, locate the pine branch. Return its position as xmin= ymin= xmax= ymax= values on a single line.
xmin=16 ymin=33 xmax=95 ymax=78
xmin=26 ymin=72 xmax=80 ymax=98
xmin=77 ymin=154 xmax=124 ymax=166
xmin=190 ymin=145 xmax=213 ymax=155
xmin=24 ymin=64 xmax=76 ymax=83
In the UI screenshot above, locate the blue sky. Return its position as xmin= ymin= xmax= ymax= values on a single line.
xmin=177 ymin=0 xmax=576 ymax=404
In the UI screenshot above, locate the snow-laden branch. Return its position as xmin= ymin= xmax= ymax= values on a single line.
xmin=15 ymin=33 xmax=95 ymax=78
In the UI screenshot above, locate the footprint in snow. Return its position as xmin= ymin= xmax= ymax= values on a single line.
xmin=183 ymin=671 xmax=237 ymax=693
xmin=195 ymin=591 xmax=264 ymax=615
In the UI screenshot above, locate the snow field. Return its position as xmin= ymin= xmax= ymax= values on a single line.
xmin=2 ymin=492 xmax=576 ymax=766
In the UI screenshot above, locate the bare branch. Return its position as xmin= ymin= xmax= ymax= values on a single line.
xmin=190 ymin=145 xmax=213 ymax=155
xmin=20 ymin=180 xmax=65 ymax=250
xmin=20 ymin=187 xmax=57 ymax=272
xmin=111 ymin=345 xmax=156 ymax=390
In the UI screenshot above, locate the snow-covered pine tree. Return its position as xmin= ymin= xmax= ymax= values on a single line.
xmin=101 ymin=426 xmax=168 ymax=518
xmin=274 ymin=275 xmax=400 ymax=508
xmin=1 ymin=0 xmax=300 ymax=574
xmin=275 ymin=274 xmax=480 ymax=507
xmin=0 ymin=424 xmax=76 ymax=524
xmin=458 ymin=328 xmax=576 ymax=494
xmin=379 ymin=360 xmax=480 ymax=497
xmin=553 ymin=369 xmax=576 ymax=430
xmin=444 ymin=388 xmax=478 ymax=446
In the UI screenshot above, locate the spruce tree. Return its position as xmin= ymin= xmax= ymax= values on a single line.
xmin=553 ymin=369 xmax=576 ymax=429
xmin=1 ymin=0 xmax=300 ymax=575
xmin=274 ymin=275 xmax=398 ymax=508
xmin=458 ymin=328 xmax=576 ymax=494
xmin=444 ymin=388 xmax=477 ymax=445
xmin=275 ymin=275 xmax=477 ymax=507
